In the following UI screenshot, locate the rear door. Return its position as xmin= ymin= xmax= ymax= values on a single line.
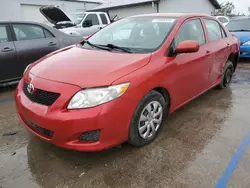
xmin=11 ymin=23 xmax=59 ymax=78
xmin=81 ymin=13 xmax=102 ymax=36
xmin=0 ymin=24 xmax=17 ymax=82
xmin=202 ymin=19 xmax=229 ymax=84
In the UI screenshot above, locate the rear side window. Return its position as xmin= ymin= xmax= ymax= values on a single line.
xmin=100 ymin=14 xmax=108 ymax=24
xmin=0 ymin=24 xmax=9 ymax=43
xmin=218 ymin=17 xmax=228 ymax=24
xmin=13 ymin=24 xmax=45 ymax=41
xmin=13 ymin=24 xmax=54 ymax=40
xmin=204 ymin=19 xmax=223 ymax=41
xmin=175 ymin=19 xmax=205 ymax=46
xmin=44 ymin=29 xmax=54 ymax=38
xmin=84 ymin=14 xmax=99 ymax=26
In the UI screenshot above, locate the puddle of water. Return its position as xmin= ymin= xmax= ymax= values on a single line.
xmin=0 ymin=145 xmax=40 ymax=188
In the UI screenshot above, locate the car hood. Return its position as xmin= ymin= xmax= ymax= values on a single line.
xmin=231 ymin=31 xmax=250 ymax=44
xmin=40 ymin=6 xmax=73 ymax=25
xmin=30 ymin=46 xmax=151 ymax=88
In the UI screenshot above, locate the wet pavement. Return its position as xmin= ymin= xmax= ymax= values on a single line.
xmin=1 ymin=62 xmax=250 ymax=188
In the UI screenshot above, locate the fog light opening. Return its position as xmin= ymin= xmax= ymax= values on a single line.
xmin=79 ymin=130 xmax=100 ymax=142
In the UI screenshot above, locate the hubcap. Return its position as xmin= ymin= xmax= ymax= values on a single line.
xmin=138 ymin=101 xmax=163 ymax=140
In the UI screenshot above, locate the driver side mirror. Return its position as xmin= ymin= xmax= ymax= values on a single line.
xmin=82 ymin=20 xmax=93 ymax=28
xmin=175 ymin=40 xmax=200 ymax=54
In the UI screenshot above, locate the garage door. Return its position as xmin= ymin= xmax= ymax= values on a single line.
xmin=21 ymin=4 xmax=50 ymax=25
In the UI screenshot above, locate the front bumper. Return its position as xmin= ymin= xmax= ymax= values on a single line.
xmin=240 ymin=45 xmax=250 ymax=58
xmin=15 ymin=74 xmax=136 ymax=152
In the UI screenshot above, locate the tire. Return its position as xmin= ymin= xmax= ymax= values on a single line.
xmin=217 ymin=61 xmax=234 ymax=89
xmin=128 ymin=90 xmax=168 ymax=147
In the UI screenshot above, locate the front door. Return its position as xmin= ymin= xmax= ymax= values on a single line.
xmin=167 ymin=18 xmax=211 ymax=109
xmin=11 ymin=23 xmax=59 ymax=77
xmin=80 ymin=13 xmax=102 ymax=36
xmin=0 ymin=24 xmax=17 ymax=82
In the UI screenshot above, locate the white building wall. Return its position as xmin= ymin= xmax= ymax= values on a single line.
xmin=0 ymin=0 xmax=22 ymax=21
xmin=20 ymin=0 xmax=99 ymax=13
xmin=0 ymin=0 xmax=100 ymax=22
xmin=159 ymin=0 xmax=215 ymax=14
xmin=108 ymin=3 xmax=157 ymax=19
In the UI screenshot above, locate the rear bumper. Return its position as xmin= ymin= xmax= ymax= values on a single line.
xmin=240 ymin=46 xmax=250 ymax=58
xmin=15 ymin=75 xmax=136 ymax=152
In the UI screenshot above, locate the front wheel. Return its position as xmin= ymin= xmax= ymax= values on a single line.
xmin=128 ymin=90 xmax=168 ymax=147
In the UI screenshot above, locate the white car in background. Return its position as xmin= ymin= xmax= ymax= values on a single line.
xmin=40 ymin=6 xmax=112 ymax=37
xmin=216 ymin=16 xmax=230 ymax=26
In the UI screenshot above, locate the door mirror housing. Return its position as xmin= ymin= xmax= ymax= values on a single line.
xmin=82 ymin=20 xmax=93 ymax=27
xmin=175 ymin=40 xmax=200 ymax=54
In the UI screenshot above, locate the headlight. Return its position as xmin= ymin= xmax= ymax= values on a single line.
xmin=243 ymin=40 xmax=250 ymax=46
xmin=23 ymin=64 xmax=31 ymax=75
xmin=67 ymin=83 xmax=130 ymax=109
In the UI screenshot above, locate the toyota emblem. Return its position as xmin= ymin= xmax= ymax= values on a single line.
xmin=27 ymin=83 xmax=35 ymax=94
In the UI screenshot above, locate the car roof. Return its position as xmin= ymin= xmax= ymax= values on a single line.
xmin=130 ymin=13 xmax=214 ymax=19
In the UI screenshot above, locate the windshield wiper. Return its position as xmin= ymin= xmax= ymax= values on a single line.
xmin=99 ymin=44 xmax=132 ymax=53
xmin=83 ymin=40 xmax=111 ymax=51
xmin=229 ymin=29 xmax=250 ymax=32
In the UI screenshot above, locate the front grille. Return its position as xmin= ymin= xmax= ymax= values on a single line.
xmin=27 ymin=120 xmax=54 ymax=138
xmin=23 ymin=82 xmax=60 ymax=106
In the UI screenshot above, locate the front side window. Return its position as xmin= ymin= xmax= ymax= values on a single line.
xmin=175 ymin=19 xmax=205 ymax=46
xmin=69 ymin=13 xmax=86 ymax=25
xmin=204 ymin=19 xmax=223 ymax=42
xmin=85 ymin=17 xmax=177 ymax=53
xmin=0 ymin=24 xmax=9 ymax=43
xmin=84 ymin=14 xmax=99 ymax=26
xmin=13 ymin=24 xmax=45 ymax=41
xmin=226 ymin=19 xmax=250 ymax=32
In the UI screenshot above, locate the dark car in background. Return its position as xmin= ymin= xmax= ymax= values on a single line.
xmin=0 ymin=21 xmax=82 ymax=86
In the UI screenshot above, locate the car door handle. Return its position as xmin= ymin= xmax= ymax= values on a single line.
xmin=48 ymin=42 xmax=57 ymax=46
xmin=98 ymin=27 xmax=103 ymax=29
xmin=206 ymin=50 xmax=211 ymax=54
xmin=1 ymin=47 xmax=14 ymax=52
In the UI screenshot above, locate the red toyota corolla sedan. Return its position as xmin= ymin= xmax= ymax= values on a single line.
xmin=15 ymin=13 xmax=240 ymax=151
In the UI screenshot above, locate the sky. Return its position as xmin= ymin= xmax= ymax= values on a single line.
xmin=218 ymin=0 xmax=250 ymax=14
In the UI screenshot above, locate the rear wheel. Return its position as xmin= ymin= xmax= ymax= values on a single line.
xmin=217 ymin=61 xmax=234 ymax=89
xmin=128 ymin=90 xmax=168 ymax=147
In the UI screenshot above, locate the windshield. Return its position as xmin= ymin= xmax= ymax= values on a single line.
xmin=69 ymin=13 xmax=86 ymax=25
xmin=226 ymin=19 xmax=250 ymax=31
xmin=85 ymin=17 xmax=177 ymax=53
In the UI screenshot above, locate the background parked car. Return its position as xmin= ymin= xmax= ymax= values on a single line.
xmin=226 ymin=17 xmax=250 ymax=58
xmin=0 ymin=21 xmax=82 ymax=86
xmin=216 ymin=16 xmax=230 ymax=26
xmin=40 ymin=6 xmax=111 ymax=37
